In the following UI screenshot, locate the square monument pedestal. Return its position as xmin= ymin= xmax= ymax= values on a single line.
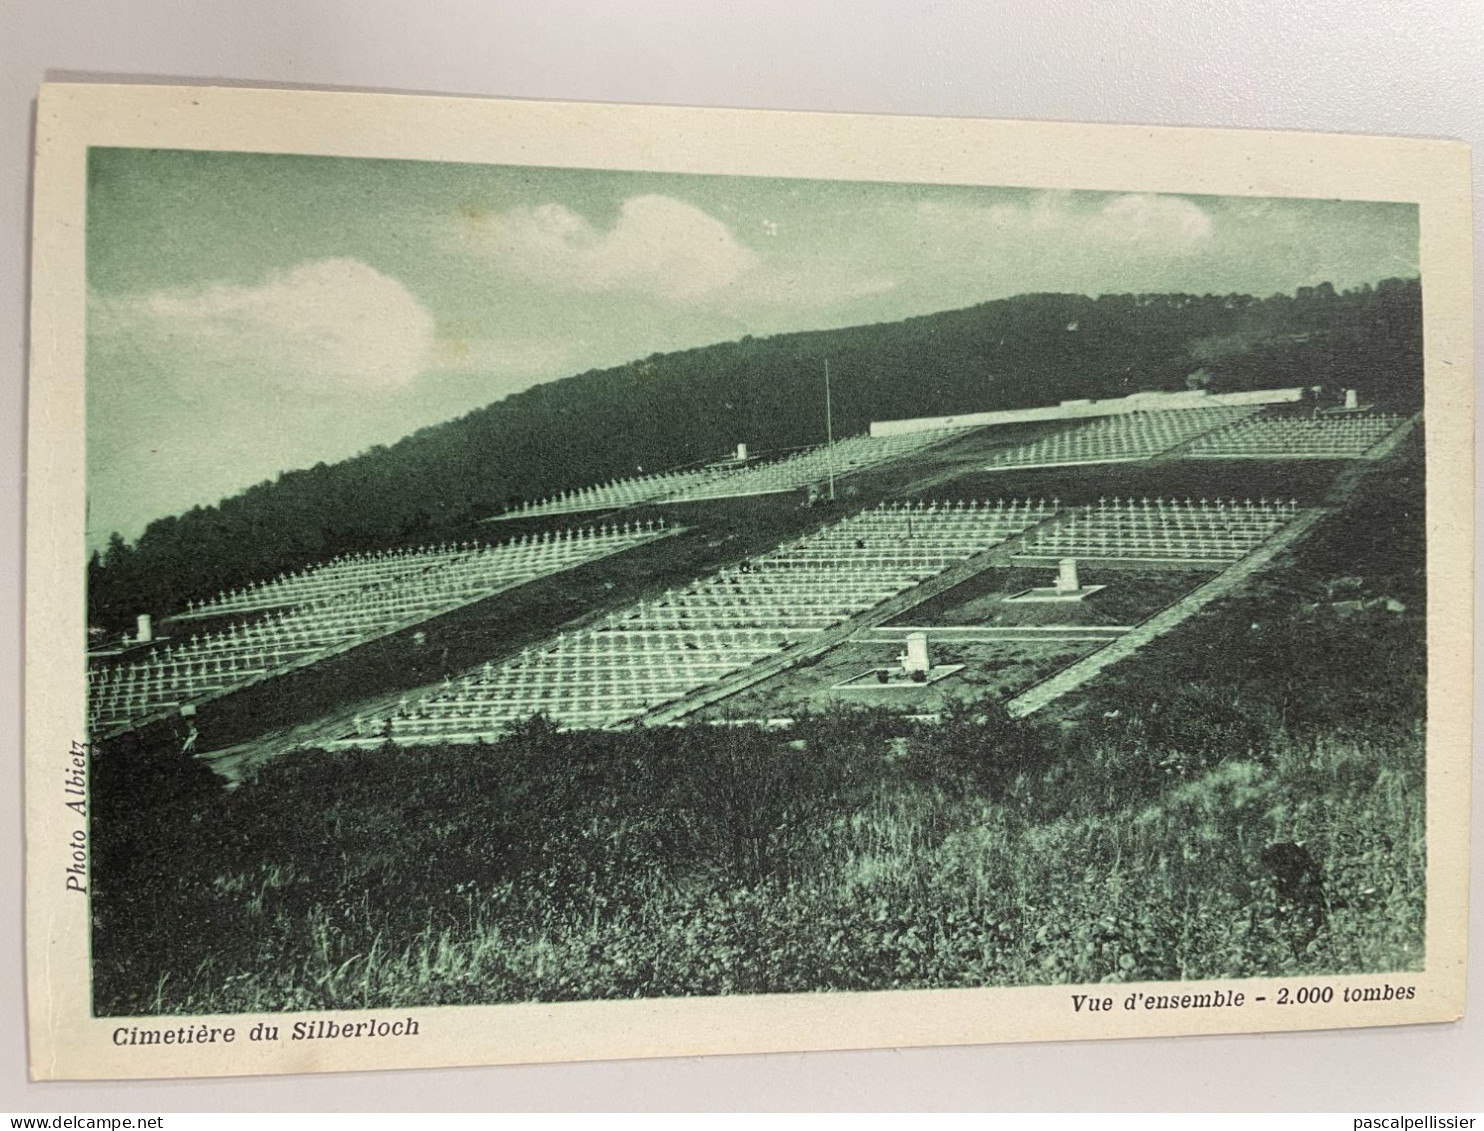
xmin=830 ymin=631 xmax=964 ymax=690
xmin=831 ymin=664 xmax=965 ymax=691
xmin=1005 ymin=584 xmax=1105 ymax=603
xmin=1005 ymin=557 xmax=1105 ymax=603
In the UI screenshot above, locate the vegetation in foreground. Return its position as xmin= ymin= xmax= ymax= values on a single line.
xmin=91 ymin=705 xmax=1421 ymax=1014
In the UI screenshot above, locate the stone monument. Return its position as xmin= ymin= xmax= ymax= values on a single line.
xmin=900 ymin=631 xmax=931 ymax=674
xmin=1006 ymin=556 xmax=1106 ymax=602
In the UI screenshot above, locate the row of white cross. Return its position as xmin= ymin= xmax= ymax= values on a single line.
xmin=1185 ymin=413 xmax=1408 ymax=458
xmin=88 ymin=523 xmax=671 ymax=735
xmin=662 ymin=429 xmax=966 ymax=502
xmin=983 ymin=407 xmax=1262 ymax=470
xmin=497 ymin=427 xmax=969 ymax=519
xmin=1019 ymin=498 xmax=1300 ymax=561
xmin=183 ymin=524 xmax=658 ymax=618
xmin=496 ymin=468 xmax=721 ymax=519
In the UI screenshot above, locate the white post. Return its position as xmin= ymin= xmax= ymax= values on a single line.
xmin=736 ymin=442 xmax=749 ymax=461
xmin=136 ymin=613 xmax=153 ymax=643
xmin=1344 ymin=388 xmax=1359 ymax=410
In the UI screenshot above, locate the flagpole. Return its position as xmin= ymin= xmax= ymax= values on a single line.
xmin=825 ymin=358 xmax=836 ymax=501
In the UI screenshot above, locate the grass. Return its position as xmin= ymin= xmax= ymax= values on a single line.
xmin=943 ymin=454 xmax=1352 ymax=508
xmin=91 ymin=711 xmax=1421 ymax=1013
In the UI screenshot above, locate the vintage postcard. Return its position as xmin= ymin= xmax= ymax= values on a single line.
xmin=25 ymin=83 xmax=1473 ymax=1080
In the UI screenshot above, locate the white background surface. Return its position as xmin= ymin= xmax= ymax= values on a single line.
xmin=2 ymin=0 xmax=1480 ymax=1112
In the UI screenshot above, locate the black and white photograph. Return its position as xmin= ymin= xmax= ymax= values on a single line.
xmin=22 ymin=84 xmax=1473 ymax=1080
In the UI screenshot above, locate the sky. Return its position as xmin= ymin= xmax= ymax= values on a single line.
xmin=85 ymin=148 xmax=1419 ymax=550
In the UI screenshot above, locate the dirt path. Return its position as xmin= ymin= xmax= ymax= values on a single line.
xmin=854 ymin=624 xmax=1128 ymax=644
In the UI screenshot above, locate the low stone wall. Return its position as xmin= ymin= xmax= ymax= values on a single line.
xmin=868 ymin=386 xmax=1305 ymax=437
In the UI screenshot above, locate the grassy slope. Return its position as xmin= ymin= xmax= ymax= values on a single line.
xmin=90 ymin=438 xmax=1426 ymax=1014
xmin=109 ymin=435 xmax=1362 ymax=765
xmin=98 ymin=730 xmax=1417 ymax=1012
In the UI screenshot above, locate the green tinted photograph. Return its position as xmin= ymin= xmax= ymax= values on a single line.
xmin=83 ymin=148 xmax=1425 ymax=1015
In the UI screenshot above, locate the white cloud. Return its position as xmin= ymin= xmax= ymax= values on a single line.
xmin=920 ymin=191 xmax=1215 ymax=256
xmin=92 ymin=258 xmax=436 ymax=393
xmin=462 ymin=194 xmax=759 ymax=303
xmin=452 ymin=193 xmax=898 ymax=313
xmin=1091 ymin=194 xmax=1214 ymax=251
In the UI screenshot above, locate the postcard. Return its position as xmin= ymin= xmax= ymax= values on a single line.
xmin=25 ymin=83 xmax=1473 ymax=1079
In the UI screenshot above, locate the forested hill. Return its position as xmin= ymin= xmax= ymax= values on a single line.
xmin=89 ymin=279 xmax=1422 ymax=631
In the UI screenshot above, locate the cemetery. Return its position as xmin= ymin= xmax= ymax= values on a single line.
xmin=700 ymin=634 xmax=1098 ymax=721
xmin=86 ymin=392 xmax=1404 ymax=760
xmin=491 ymin=425 xmax=972 ymax=519
xmin=1182 ymin=410 xmax=1412 ymax=459
xmin=487 ymin=463 xmax=731 ymax=520
xmin=91 ymin=426 xmax=1428 ymax=1014
xmin=331 ymin=492 xmax=1307 ymax=745
xmin=659 ymin=427 xmax=972 ymax=502
xmin=1014 ymin=496 xmax=1301 ymax=564
xmin=981 ymin=406 xmax=1262 ymax=471
xmin=698 ymin=552 xmax=1218 ymax=723
xmin=88 ymin=390 xmax=1403 ymax=759
xmin=977 ymin=401 xmax=1415 ymax=473
xmin=81 ymin=267 xmax=1431 ymax=1013
xmin=337 ymin=498 xmax=1058 ymax=744
xmin=87 ymin=521 xmax=674 ymax=737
